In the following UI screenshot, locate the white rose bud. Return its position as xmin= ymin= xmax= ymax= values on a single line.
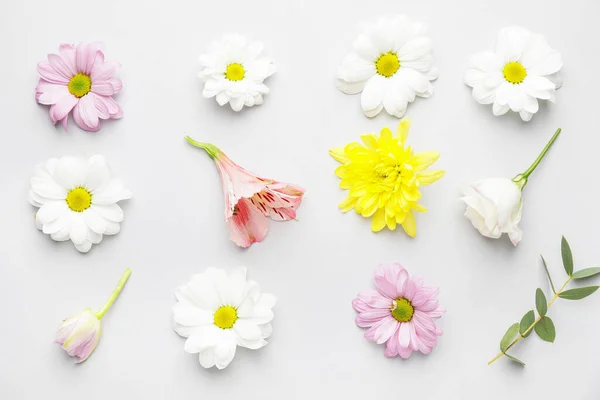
xmin=460 ymin=128 xmax=562 ymax=246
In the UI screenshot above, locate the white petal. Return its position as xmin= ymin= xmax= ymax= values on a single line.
xmin=85 ymin=156 xmax=110 ymax=191
xmin=90 ymin=204 xmax=123 ymax=222
xmin=173 ymin=303 xmax=213 ymax=326
xmin=92 ymin=179 xmax=132 ymax=205
xmin=104 ymin=222 xmax=120 ymax=235
xmin=260 ymin=323 xmax=273 ymax=339
xmin=337 ymin=79 xmax=366 ymax=95
xmin=36 ymin=201 xmax=68 ymax=224
xmin=383 ymin=78 xmax=408 ymax=118
xmin=50 ymin=226 xmax=70 ymax=241
xmin=469 ymin=51 xmax=503 ymax=73
xmin=88 ymin=230 xmax=103 ymax=244
xmin=228 ymin=267 xmax=248 ymax=307
xmin=198 ymin=349 xmax=216 ymax=368
xmin=519 ymin=110 xmax=534 ymax=122
xmin=495 ymin=26 xmax=531 ymax=62
xmin=214 ymin=333 xmax=237 ymax=370
xmin=397 ymin=36 xmax=432 ymax=61
xmin=31 ymin=177 xmax=67 ymax=200
xmin=42 ymin=215 xmax=68 ymax=235
xmin=69 ymin=213 xmax=88 ymax=245
xmin=75 ymin=240 xmax=92 ymax=253
xmin=54 ymin=156 xmax=86 ymax=189
xmin=83 ymin=209 xmax=108 ymax=234
xmin=236 ymin=338 xmax=267 ymax=350
xmin=523 ymin=76 xmax=555 ymax=100
xmin=185 ymin=326 xmax=220 ymax=353
xmin=215 ymin=92 xmax=229 ymax=106
xmin=229 ymin=96 xmax=244 ymax=112
xmin=492 ymin=102 xmax=510 ymax=116
xmin=353 ymin=34 xmax=379 ymax=61
xmin=471 ymin=83 xmax=497 ymax=104
xmin=360 ymin=75 xmax=385 ymax=115
xmin=233 ymin=319 xmax=262 ymax=341
xmin=337 ymin=53 xmax=376 ymax=83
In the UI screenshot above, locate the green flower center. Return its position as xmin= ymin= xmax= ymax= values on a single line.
xmin=66 ymin=187 xmax=92 ymax=212
xmin=391 ymin=298 xmax=414 ymax=322
xmin=214 ymin=306 xmax=238 ymax=329
xmin=224 ymin=63 xmax=245 ymax=81
xmin=68 ymin=73 xmax=92 ymax=98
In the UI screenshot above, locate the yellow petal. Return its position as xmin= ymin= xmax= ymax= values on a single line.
xmin=402 ymin=211 xmax=417 ymax=237
xmin=360 ymin=134 xmax=378 ymax=150
xmin=413 ymin=203 xmax=427 ymax=213
xmin=338 ymin=196 xmax=357 ymax=213
xmin=386 ymin=213 xmax=397 ymax=230
xmin=329 ymin=147 xmax=349 ymax=164
xmin=418 ymin=170 xmax=445 ymax=186
xmin=411 ymin=151 xmax=440 ymax=171
xmin=396 ymin=119 xmax=412 ymax=144
xmin=380 ymin=127 xmax=393 ymax=142
xmin=371 ymin=208 xmax=386 ymax=232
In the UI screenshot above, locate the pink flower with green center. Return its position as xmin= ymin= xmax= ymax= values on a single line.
xmin=35 ymin=42 xmax=123 ymax=132
xmin=185 ymin=137 xmax=305 ymax=248
xmin=353 ymin=263 xmax=445 ymax=358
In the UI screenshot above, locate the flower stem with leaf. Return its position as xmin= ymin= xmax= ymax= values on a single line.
xmin=488 ymin=237 xmax=600 ymax=367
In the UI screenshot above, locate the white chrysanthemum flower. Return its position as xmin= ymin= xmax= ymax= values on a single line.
xmin=465 ymin=26 xmax=563 ymax=121
xmin=173 ymin=267 xmax=276 ymax=370
xmin=198 ymin=34 xmax=276 ymax=112
xmin=29 ymin=155 xmax=131 ymax=253
xmin=337 ymin=15 xmax=438 ymax=118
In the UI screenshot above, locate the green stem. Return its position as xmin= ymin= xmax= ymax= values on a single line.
xmin=96 ymin=268 xmax=132 ymax=319
xmin=185 ymin=136 xmax=221 ymax=159
xmin=512 ymin=128 xmax=561 ymax=190
xmin=488 ymin=276 xmax=571 ymax=365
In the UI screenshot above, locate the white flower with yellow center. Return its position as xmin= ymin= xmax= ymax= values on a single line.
xmin=173 ymin=267 xmax=276 ymax=370
xmin=198 ymin=34 xmax=276 ymax=112
xmin=465 ymin=26 xmax=563 ymax=121
xmin=337 ymin=15 xmax=438 ymax=118
xmin=29 ymin=155 xmax=131 ymax=253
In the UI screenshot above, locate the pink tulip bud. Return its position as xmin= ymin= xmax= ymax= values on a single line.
xmin=54 ymin=309 xmax=102 ymax=363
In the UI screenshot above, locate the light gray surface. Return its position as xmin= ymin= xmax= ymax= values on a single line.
xmin=1 ymin=0 xmax=599 ymax=398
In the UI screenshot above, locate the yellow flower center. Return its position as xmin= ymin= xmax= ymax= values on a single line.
xmin=391 ymin=298 xmax=414 ymax=322
xmin=66 ymin=187 xmax=92 ymax=212
xmin=68 ymin=73 xmax=92 ymax=98
xmin=375 ymin=52 xmax=400 ymax=78
xmin=503 ymin=62 xmax=527 ymax=84
xmin=214 ymin=306 xmax=238 ymax=329
xmin=224 ymin=63 xmax=245 ymax=81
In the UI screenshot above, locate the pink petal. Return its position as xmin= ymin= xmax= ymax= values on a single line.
xmin=102 ymin=95 xmax=123 ymax=118
xmin=398 ymin=322 xmax=411 ymax=348
xmin=374 ymin=317 xmax=398 ymax=344
xmin=73 ymin=95 xmax=100 ymax=131
xmin=357 ymin=289 xmax=393 ymax=309
xmin=49 ymin=95 xmax=78 ymax=124
xmin=38 ymin=61 xmax=70 ymax=84
xmin=411 ymin=286 xmax=439 ymax=307
xmin=90 ymin=93 xmax=110 ymax=119
xmin=395 ymin=269 xmax=409 ymax=297
xmin=35 ymin=81 xmax=69 ymax=105
xmin=403 ymin=276 xmax=418 ymax=301
xmin=384 ymin=324 xmax=401 ymax=357
xmin=374 ymin=264 xmax=399 ymax=299
xmin=352 ymin=298 xmax=369 ymax=313
xmin=426 ymin=305 xmax=446 ymax=319
xmin=398 ymin=344 xmax=413 ymax=359
xmin=214 ymin=153 xmax=269 ymax=219
xmin=48 ymin=53 xmax=76 ymax=80
xmin=355 ymin=308 xmax=391 ymax=328
xmin=227 ymin=198 xmax=269 ymax=248
xmin=363 ymin=317 xmax=388 ymax=341
xmin=417 ymin=300 xmax=439 ymax=312
xmin=91 ymin=81 xmax=115 ymax=96
xmin=408 ymin=321 xmax=419 ymax=350
xmin=109 ymin=77 xmax=122 ymax=93
xmin=76 ymin=43 xmax=103 ymax=75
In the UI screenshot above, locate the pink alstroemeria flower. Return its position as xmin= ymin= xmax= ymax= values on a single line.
xmin=186 ymin=137 xmax=305 ymax=248
xmin=353 ymin=263 xmax=445 ymax=359
xmin=35 ymin=42 xmax=123 ymax=132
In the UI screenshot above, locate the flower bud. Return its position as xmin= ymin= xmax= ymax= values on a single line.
xmin=54 ymin=308 xmax=102 ymax=363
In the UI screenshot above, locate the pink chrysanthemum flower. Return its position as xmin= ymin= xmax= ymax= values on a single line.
xmin=35 ymin=43 xmax=123 ymax=132
xmin=353 ymin=263 xmax=445 ymax=359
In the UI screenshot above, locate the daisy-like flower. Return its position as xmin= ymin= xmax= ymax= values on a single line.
xmin=173 ymin=267 xmax=276 ymax=370
xmin=29 ymin=155 xmax=132 ymax=253
xmin=465 ymin=26 xmax=563 ymax=121
xmin=337 ymin=15 xmax=438 ymax=118
xmin=198 ymin=34 xmax=276 ymax=112
xmin=35 ymin=42 xmax=123 ymax=131
xmin=353 ymin=263 xmax=444 ymax=359
xmin=329 ymin=119 xmax=444 ymax=237
xmin=185 ymin=137 xmax=305 ymax=248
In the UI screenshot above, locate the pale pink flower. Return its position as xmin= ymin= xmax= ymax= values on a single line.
xmin=186 ymin=137 xmax=305 ymax=248
xmin=353 ymin=263 xmax=445 ymax=359
xmin=54 ymin=309 xmax=102 ymax=363
xmin=35 ymin=42 xmax=123 ymax=132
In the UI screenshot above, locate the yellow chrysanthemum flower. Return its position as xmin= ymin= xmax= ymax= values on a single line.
xmin=329 ymin=119 xmax=444 ymax=237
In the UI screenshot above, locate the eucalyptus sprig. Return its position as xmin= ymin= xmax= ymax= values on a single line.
xmin=488 ymin=236 xmax=600 ymax=367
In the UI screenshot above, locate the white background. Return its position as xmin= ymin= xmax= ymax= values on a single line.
xmin=1 ymin=0 xmax=599 ymax=398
